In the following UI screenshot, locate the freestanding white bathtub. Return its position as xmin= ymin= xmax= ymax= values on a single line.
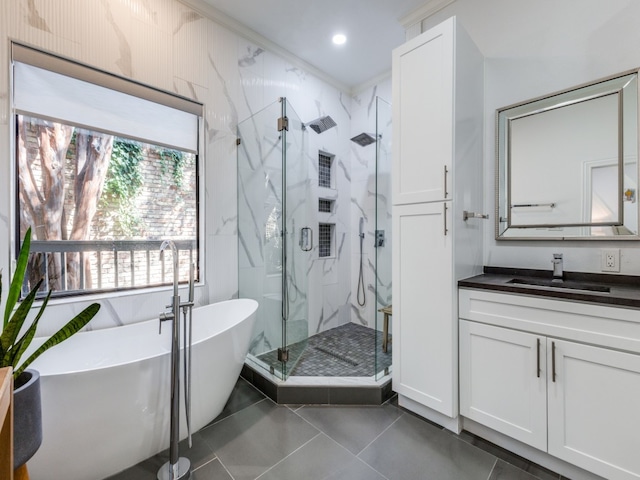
xmin=27 ymin=298 xmax=258 ymax=480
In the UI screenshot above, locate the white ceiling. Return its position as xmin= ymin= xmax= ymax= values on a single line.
xmin=198 ymin=0 xmax=430 ymax=89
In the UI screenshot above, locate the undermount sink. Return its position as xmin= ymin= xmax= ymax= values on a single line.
xmin=508 ymin=277 xmax=610 ymax=293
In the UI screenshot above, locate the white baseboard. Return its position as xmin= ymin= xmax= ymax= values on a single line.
xmin=397 ymin=394 xmax=461 ymax=433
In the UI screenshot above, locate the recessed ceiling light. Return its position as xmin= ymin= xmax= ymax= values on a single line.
xmin=332 ymin=34 xmax=347 ymax=45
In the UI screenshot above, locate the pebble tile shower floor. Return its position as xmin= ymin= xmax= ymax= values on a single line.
xmin=256 ymin=323 xmax=393 ymax=377
xmin=106 ymin=377 xmax=571 ymax=480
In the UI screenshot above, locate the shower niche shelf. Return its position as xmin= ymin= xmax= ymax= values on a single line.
xmin=318 ymin=198 xmax=334 ymax=213
xmin=318 ymin=223 xmax=335 ymax=258
xmin=318 ymin=151 xmax=335 ymax=189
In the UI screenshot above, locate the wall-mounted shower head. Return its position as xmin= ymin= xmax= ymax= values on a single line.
xmin=305 ymin=116 xmax=337 ymax=134
xmin=359 ymin=217 xmax=365 ymax=238
xmin=350 ymin=132 xmax=377 ymax=147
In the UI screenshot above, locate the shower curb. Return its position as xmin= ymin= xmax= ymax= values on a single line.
xmin=241 ymin=364 xmax=394 ymax=405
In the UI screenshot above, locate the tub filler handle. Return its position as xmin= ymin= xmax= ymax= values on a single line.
xmin=158 ymin=310 xmax=174 ymax=334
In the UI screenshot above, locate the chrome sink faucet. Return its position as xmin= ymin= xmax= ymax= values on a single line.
xmin=552 ymin=253 xmax=563 ymax=280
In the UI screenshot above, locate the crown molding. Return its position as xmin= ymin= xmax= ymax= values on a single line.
xmin=177 ymin=0 xmax=351 ymax=94
xmin=399 ymin=0 xmax=456 ymax=29
xmin=351 ymin=70 xmax=391 ymax=98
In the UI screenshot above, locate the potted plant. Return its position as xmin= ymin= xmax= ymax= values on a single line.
xmin=0 ymin=227 xmax=100 ymax=469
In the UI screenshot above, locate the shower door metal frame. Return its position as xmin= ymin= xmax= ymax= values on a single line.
xmin=279 ymin=97 xmax=310 ymax=379
xmin=278 ymin=98 xmax=289 ymax=364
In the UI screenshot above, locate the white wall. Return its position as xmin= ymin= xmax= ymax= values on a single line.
xmin=0 ymin=0 xmax=355 ymax=336
xmin=420 ymin=0 xmax=640 ymax=275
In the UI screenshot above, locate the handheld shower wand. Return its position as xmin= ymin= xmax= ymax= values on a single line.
xmin=357 ymin=217 xmax=366 ymax=307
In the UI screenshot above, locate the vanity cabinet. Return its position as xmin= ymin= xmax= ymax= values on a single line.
xmin=547 ymin=339 xmax=640 ymax=480
xmin=391 ymin=16 xmax=483 ymax=424
xmin=459 ymin=289 xmax=640 ymax=480
xmin=459 ymin=320 xmax=547 ymax=450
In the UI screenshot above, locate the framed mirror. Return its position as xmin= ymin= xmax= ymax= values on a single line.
xmin=496 ymin=70 xmax=639 ymax=240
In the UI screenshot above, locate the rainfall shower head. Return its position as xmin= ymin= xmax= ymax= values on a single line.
xmin=350 ymin=132 xmax=377 ymax=147
xmin=305 ymin=116 xmax=337 ymax=134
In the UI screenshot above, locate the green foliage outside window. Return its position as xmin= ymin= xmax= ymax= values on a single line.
xmin=96 ymin=140 xmax=188 ymax=237
xmin=104 ymin=140 xmax=144 ymax=199
xmin=159 ymin=148 xmax=186 ymax=189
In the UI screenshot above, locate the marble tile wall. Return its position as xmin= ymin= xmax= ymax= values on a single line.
xmin=1 ymin=0 xmax=222 ymax=335
xmin=349 ymin=80 xmax=393 ymax=331
xmin=1 ymin=0 xmax=384 ymax=342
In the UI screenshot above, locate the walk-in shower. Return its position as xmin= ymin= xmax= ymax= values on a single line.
xmin=237 ymin=96 xmax=392 ymax=383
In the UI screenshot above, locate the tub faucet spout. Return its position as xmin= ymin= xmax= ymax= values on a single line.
xmin=160 ymin=240 xmax=180 ymax=297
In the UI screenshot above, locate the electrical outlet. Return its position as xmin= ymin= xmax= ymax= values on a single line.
xmin=601 ymin=249 xmax=620 ymax=272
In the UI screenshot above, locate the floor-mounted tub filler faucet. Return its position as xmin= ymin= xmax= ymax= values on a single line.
xmin=158 ymin=240 xmax=195 ymax=480
xmin=552 ymin=253 xmax=564 ymax=281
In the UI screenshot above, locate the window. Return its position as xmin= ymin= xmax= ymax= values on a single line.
xmin=12 ymin=45 xmax=202 ymax=297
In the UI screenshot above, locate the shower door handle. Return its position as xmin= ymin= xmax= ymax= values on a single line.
xmin=300 ymin=227 xmax=313 ymax=251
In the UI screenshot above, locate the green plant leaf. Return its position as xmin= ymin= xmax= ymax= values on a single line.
xmin=0 ymin=279 xmax=42 ymax=355
xmin=14 ymin=302 xmax=100 ymax=378
xmin=5 ymin=289 xmax=52 ymax=370
xmin=4 ymin=228 xmax=31 ymax=328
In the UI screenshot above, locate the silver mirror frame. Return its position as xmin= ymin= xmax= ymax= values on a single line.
xmin=496 ymin=69 xmax=640 ymax=241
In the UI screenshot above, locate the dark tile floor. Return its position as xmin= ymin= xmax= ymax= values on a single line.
xmin=257 ymin=323 xmax=393 ymax=377
xmin=106 ymin=377 xmax=569 ymax=480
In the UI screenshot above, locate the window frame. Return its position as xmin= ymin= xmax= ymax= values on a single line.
xmin=11 ymin=44 xmax=205 ymax=299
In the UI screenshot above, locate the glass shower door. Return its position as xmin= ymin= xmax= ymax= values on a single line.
xmin=238 ymin=99 xmax=286 ymax=378
xmin=281 ymin=99 xmax=310 ymax=378
xmin=238 ymin=98 xmax=310 ymax=380
xmin=375 ymin=97 xmax=393 ymax=381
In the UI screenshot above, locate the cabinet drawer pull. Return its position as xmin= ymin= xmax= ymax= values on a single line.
xmin=444 ymin=203 xmax=448 ymax=236
xmin=552 ymin=341 xmax=556 ymax=382
xmin=536 ymin=338 xmax=541 ymax=378
xmin=444 ymin=165 xmax=449 ymax=199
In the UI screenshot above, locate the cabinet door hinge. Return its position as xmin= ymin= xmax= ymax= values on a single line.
xmin=236 ymin=138 xmax=241 ymax=146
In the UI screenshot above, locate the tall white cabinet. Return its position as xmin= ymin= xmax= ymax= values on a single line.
xmin=391 ymin=17 xmax=484 ymax=427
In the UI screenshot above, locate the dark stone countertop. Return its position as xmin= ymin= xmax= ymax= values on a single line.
xmin=458 ymin=266 xmax=640 ymax=309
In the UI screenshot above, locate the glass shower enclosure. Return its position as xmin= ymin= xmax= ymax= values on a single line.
xmin=238 ymin=97 xmax=311 ymax=380
xmin=375 ymin=97 xmax=393 ymax=381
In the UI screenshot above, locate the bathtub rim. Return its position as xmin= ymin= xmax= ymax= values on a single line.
xmin=29 ymin=298 xmax=258 ymax=377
